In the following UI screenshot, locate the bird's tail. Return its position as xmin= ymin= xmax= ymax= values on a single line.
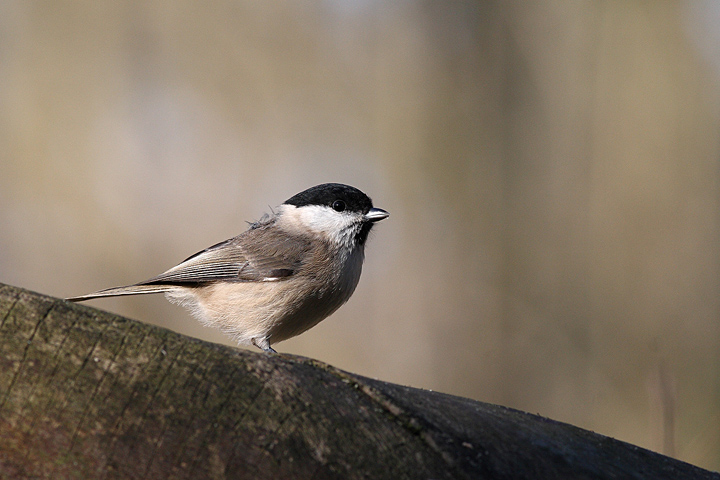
xmin=66 ymin=284 xmax=173 ymax=302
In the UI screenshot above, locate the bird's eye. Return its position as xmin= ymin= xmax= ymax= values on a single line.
xmin=332 ymin=200 xmax=346 ymax=212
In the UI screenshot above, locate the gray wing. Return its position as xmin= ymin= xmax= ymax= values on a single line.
xmin=141 ymin=226 xmax=313 ymax=286
xmin=67 ymin=224 xmax=313 ymax=301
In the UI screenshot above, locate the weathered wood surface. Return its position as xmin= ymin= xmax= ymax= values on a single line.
xmin=0 ymin=283 xmax=717 ymax=479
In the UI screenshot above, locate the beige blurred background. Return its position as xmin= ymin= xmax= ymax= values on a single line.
xmin=1 ymin=1 xmax=719 ymax=471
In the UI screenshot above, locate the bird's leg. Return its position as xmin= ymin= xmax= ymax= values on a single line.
xmin=252 ymin=337 xmax=277 ymax=354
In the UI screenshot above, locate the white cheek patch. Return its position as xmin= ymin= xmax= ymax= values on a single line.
xmin=278 ymin=204 xmax=360 ymax=245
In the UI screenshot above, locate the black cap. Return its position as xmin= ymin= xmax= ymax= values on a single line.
xmin=284 ymin=183 xmax=374 ymax=215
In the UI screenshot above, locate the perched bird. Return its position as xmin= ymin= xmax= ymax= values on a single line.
xmin=68 ymin=183 xmax=389 ymax=353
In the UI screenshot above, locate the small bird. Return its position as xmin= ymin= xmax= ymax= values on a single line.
xmin=67 ymin=183 xmax=389 ymax=353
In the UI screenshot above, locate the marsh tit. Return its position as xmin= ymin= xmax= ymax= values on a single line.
xmin=67 ymin=183 xmax=389 ymax=353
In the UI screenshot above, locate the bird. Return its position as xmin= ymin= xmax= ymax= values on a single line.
xmin=67 ymin=183 xmax=389 ymax=353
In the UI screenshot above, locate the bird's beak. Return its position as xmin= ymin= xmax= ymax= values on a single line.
xmin=365 ymin=208 xmax=389 ymax=222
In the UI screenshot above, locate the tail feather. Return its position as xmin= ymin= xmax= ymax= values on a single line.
xmin=66 ymin=284 xmax=173 ymax=302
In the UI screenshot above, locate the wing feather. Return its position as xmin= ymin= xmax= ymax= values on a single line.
xmin=139 ymin=225 xmax=312 ymax=286
xmin=67 ymin=216 xmax=316 ymax=302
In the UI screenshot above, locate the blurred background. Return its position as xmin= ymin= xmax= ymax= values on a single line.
xmin=1 ymin=0 xmax=719 ymax=471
